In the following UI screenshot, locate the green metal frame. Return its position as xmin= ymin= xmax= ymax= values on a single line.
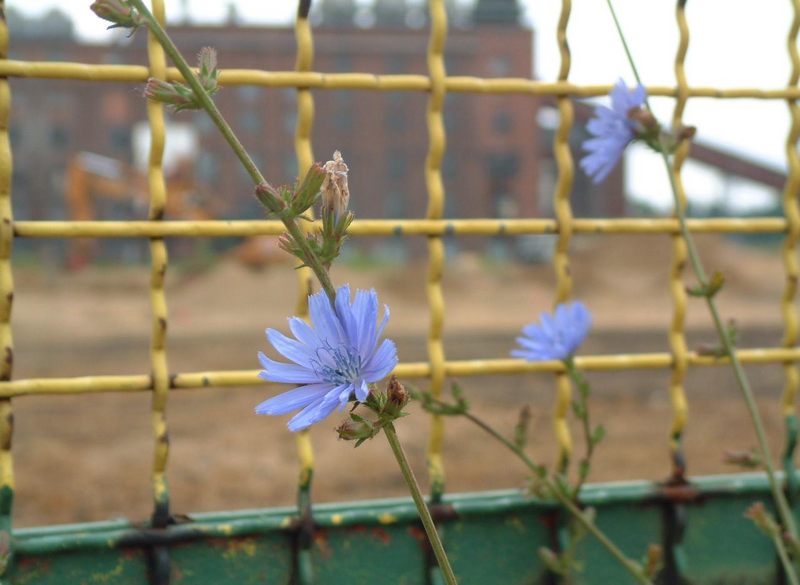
xmin=7 ymin=473 xmax=792 ymax=584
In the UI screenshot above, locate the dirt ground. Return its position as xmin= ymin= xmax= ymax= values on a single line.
xmin=7 ymin=233 xmax=798 ymax=527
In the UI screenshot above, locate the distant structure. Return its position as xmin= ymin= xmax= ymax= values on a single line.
xmin=7 ymin=1 xmax=540 ymax=262
xmin=4 ymin=3 xmax=783 ymax=266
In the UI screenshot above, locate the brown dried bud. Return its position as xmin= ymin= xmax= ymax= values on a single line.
xmin=321 ymin=150 xmax=350 ymax=220
xmin=723 ymin=449 xmax=761 ymax=469
xmin=644 ymin=544 xmax=663 ymax=578
xmin=745 ymin=502 xmax=779 ymax=536
xmin=676 ymin=124 xmax=697 ymax=142
xmin=628 ymin=107 xmax=657 ymax=131
xmin=386 ymin=376 xmax=408 ymax=410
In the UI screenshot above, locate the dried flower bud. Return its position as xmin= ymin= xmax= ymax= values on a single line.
xmin=745 ymin=502 xmax=779 ymax=536
xmin=676 ymin=124 xmax=697 ymax=142
xmin=386 ymin=375 xmax=409 ymax=410
xmin=723 ymin=449 xmax=761 ymax=469
xmin=644 ymin=544 xmax=663 ymax=578
xmin=628 ymin=107 xmax=658 ymax=132
xmin=321 ymin=150 xmax=350 ymax=221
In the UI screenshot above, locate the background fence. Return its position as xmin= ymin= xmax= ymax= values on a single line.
xmin=0 ymin=0 xmax=798 ymax=583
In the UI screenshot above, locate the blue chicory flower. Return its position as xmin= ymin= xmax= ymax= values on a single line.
xmin=512 ymin=302 xmax=592 ymax=361
xmin=256 ymin=285 xmax=398 ymax=431
xmin=580 ymin=79 xmax=646 ymax=184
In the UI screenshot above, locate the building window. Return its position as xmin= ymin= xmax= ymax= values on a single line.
xmin=387 ymin=153 xmax=406 ymax=181
xmin=50 ymin=126 xmax=69 ymax=148
xmin=386 ymin=56 xmax=407 ymax=74
xmin=492 ymin=111 xmax=512 ymax=135
xmin=195 ymin=152 xmax=219 ymax=185
xmin=489 ymin=56 xmax=511 ymax=77
xmin=283 ymin=111 xmax=298 ymax=135
xmin=239 ymin=111 xmax=262 ymax=134
xmin=386 ymin=109 xmax=405 ymax=132
xmin=237 ymin=86 xmax=261 ymax=103
xmin=107 ymin=126 xmax=131 ymax=151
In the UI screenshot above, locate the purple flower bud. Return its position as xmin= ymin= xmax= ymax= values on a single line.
xmin=90 ymin=0 xmax=142 ymax=31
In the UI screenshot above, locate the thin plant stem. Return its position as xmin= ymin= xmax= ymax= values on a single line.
xmin=383 ymin=422 xmax=459 ymax=585
xmin=424 ymin=396 xmax=652 ymax=584
xmin=129 ymin=0 xmax=337 ymax=303
xmin=130 ymin=4 xmax=460 ymax=581
xmin=565 ymin=358 xmax=596 ymax=495
xmin=605 ymin=0 xmax=799 ymax=574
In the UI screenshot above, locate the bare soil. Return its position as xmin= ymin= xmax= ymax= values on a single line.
xmin=8 ymin=233 xmax=797 ymax=527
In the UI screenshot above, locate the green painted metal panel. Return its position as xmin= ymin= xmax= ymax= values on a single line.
xmin=5 ymin=474 xmax=797 ymax=584
xmin=311 ymin=523 xmax=425 ymax=584
xmin=572 ymin=499 xmax=661 ymax=585
xmin=170 ymin=534 xmax=293 ymax=584
xmin=680 ymin=494 xmax=778 ymax=584
xmin=10 ymin=548 xmax=149 ymax=585
xmin=445 ymin=509 xmax=550 ymax=584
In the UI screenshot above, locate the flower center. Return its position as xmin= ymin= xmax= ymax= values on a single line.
xmin=312 ymin=342 xmax=363 ymax=385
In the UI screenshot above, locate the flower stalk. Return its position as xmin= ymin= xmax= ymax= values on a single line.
xmin=604 ymin=0 xmax=800 ymax=578
xmin=121 ymin=4 xmax=458 ymax=575
xmin=127 ymin=0 xmax=337 ymax=303
xmin=416 ymin=391 xmax=653 ymax=585
xmin=383 ymin=421 xmax=459 ymax=585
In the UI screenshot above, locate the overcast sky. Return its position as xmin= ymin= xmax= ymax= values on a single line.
xmin=11 ymin=1 xmax=798 ymax=211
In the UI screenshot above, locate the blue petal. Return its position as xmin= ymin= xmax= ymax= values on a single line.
xmin=287 ymin=396 xmax=338 ymax=431
xmin=258 ymin=352 xmax=322 ymax=384
xmin=255 ymin=382 xmax=333 ymax=415
xmin=362 ymin=338 xmax=398 ymax=381
xmin=353 ymin=289 xmax=379 ymax=359
xmin=266 ymin=328 xmax=313 ymax=368
xmin=354 ymin=379 xmax=370 ymax=402
xmin=288 ymin=317 xmax=319 ymax=349
xmin=309 ymin=288 xmax=345 ymax=346
xmin=335 ymin=284 xmax=359 ymax=343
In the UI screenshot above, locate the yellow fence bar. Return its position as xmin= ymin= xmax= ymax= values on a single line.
xmin=666 ymin=0 xmax=691 ymax=478
xmin=11 ymin=217 xmax=790 ymax=238
xmin=780 ymin=0 xmax=800 ymax=498
xmin=292 ymin=4 xmax=316 ymax=582
xmin=424 ymin=0 xmax=448 ymax=500
xmin=2 ymin=345 xmax=797 ymax=398
xmin=145 ymin=0 xmax=172 ymax=533
xmin=552 ymin=0 xmax=575 ymax=472
xmin=0 ymin=0 xmax=14 ymax=557
xmin=2 ymin=59 xmax=800 ymax=99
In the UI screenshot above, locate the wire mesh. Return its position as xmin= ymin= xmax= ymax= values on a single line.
xmin=0 ymin=0 xmax=797 ymax=581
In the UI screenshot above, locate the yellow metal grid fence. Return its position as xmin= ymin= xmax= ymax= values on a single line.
xmin=0 ymin=0 xmax=796 ymax=558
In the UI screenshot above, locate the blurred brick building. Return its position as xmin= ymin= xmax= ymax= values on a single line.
xmin=7 ymin=0 xmax=550 ymax=262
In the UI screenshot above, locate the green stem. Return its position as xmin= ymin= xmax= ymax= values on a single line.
xmin=605 ymin=0 xmax=799 ymax=572
xmin=565 ymin=358 xmax=596 ymax=495
xmin=431 ymin=399 xmax=652 ymax=584
xmin=383 ymin=422 xmax=458 ymax=585
xmin=776 ymin=531 xmax=800 ymax=585
xmin=129 ymin=0 xmax=337 ymax=303
xmin=128 ymin=7 xmax=461 ymax=582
